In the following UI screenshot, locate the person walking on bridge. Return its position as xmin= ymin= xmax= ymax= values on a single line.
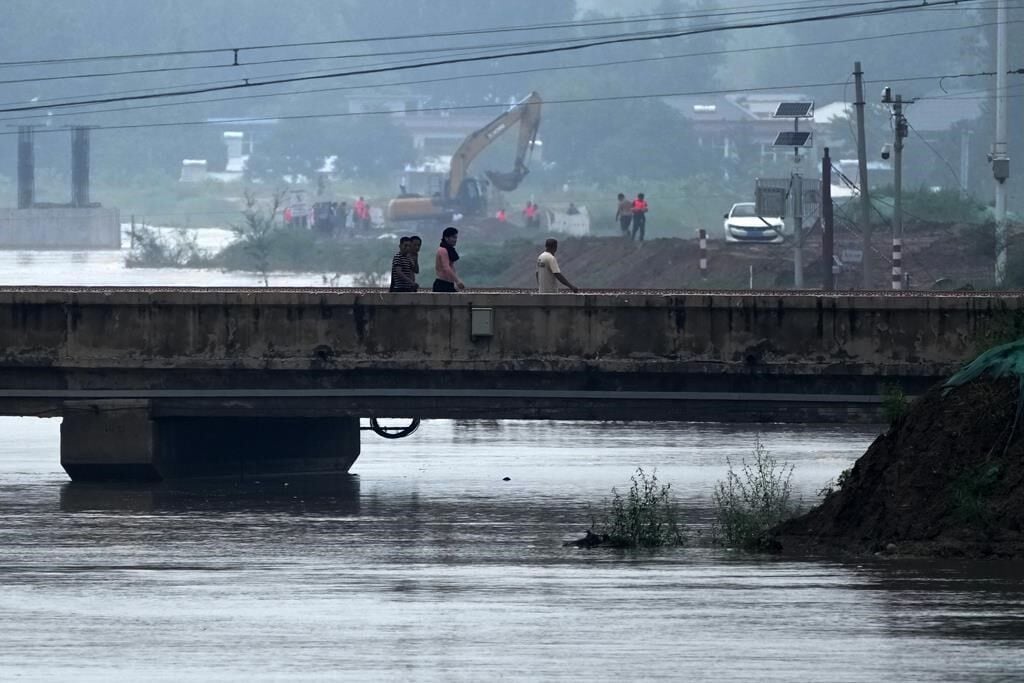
xmin=536 ymin=238 xmax=578 ymax=294
xmin=389 ymin=237 xmax=418 ymax=292
xmin=433 ymin=227 xmax=465 ymax=292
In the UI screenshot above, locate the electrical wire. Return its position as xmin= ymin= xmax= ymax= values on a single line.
xmin=4 ymin=20 xmax=1007 ymax=125
xmin=5 ymin=68 xmax=1017 ymax=136
xmin=906 ymin=121 xmax=964 ymax=188
xmin=0 ymin=0 xmax=944 ymax=69
xmin=0 ymin=0 xmax=986 ymax=116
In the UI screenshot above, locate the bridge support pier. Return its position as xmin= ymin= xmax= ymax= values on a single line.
xmin=60 ymin=401 xmax=361 ymax=482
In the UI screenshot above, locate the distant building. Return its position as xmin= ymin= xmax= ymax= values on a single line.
xmin=179 ymin=159 xmax=208 ymax=183
xmin=665 ymin=92 xmax=816 ymax=164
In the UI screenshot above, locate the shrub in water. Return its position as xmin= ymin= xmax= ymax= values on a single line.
xmin=713 ymin=437 xmax=797 ymax=550
xmin=596 ymin=468 xmax=686 ymax=548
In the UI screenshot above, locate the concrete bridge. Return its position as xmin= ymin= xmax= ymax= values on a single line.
xmin=0 ymin=287 xmax=1017 ymax=481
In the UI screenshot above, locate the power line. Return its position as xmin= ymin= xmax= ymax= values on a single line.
xmin=0 ymin=0 xmax=985 ymax=116
xmin=4 ymin=20 xmax=1005 ymax=125
xmin=907 ymin=121 xmax=963 ymax=187
xmin=4 ymin=69 xmax=1013 ymax=137
xmin=0 ymin=0 xmax=922 ymax=70
xmin=0 ymin=1 xmax=928 ymax=88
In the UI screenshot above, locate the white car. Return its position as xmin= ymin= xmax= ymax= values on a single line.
xmin=723 ymin=202 xmax=785 ymax=244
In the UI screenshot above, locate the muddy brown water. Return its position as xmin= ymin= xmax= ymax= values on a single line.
xmin=2 ymin=417 xmax=1024 ymax=682
xmin=1 ymin=238 xmax=1024 ymax=680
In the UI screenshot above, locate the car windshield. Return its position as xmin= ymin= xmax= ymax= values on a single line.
xmin=731 ymin=204 xmax=757 ymax=218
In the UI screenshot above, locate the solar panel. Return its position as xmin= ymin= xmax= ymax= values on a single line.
xmin=773 ymin=131 xmax=812 ymax=147
xmin=774 ymin=101 xmax=814 ymax=118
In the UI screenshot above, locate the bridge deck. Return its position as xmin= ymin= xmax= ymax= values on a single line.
xmin=0 ymin=287 xmax=1017 ymax=422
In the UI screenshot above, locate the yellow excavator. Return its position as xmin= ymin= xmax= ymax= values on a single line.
xmin=387 ymin=91 xmax=542 ymax=224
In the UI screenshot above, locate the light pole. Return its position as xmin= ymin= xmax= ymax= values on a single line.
xmin=993 ymin=0 xmax=1010 ymax=286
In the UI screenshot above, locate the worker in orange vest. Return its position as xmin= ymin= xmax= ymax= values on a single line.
xmin=523 ymin=201 xmax=539 ymax=229
xmin=631 ymin=193 xmax=648 ymax=241
xmin=354 ymin=196 xmax=369 ymax=231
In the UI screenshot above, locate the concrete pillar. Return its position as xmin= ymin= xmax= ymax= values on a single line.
xmin=17 ymin=126 xmax=35 ymax=209
xmin=71 ymin=126 xmax=90 ymax=207
xmin=61 ymin=401 xmax=159 ymax=481
xmin=60 ymin=401 xmax=361 ymax=482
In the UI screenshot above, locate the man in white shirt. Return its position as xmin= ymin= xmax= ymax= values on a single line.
xmin=536 ymin=238 xmax=579 ymax=293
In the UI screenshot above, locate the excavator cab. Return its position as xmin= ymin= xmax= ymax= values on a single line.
xmin=451 ymin=177 xmax=487 ymax=216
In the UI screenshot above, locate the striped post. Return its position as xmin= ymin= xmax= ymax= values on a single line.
xmin=698 ymin=228 xmax=708 ymax=279
xmin=892 ymin=238 xmax=903 ymax=290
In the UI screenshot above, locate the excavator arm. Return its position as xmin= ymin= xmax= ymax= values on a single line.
xmin=448 ymin=91 xmax=542 ymax=199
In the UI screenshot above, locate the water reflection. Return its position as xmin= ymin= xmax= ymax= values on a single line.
xmin=59 ymin=474 xmax=361 ymax=515
xmin=2 ymin=418 xmax=1024 ymax=679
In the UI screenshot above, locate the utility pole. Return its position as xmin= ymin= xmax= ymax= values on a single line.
xmin=882 ymin=89 xmax=908 ymax=290
xmin=960 ymin=127 xmax=971 ymax=200
xmin=793 ymin=118 xmax=804 ymax=288
xmin=853 ymin=62 xmax=872 ymax=288
xmin=994 ymin=0 xmax=1010 ymax=286
xmin=822 ymin=147 xmax=834 ymax=291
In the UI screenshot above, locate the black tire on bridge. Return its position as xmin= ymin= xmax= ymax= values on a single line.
xmin=368 ymin=418 xmax=421 ymax=439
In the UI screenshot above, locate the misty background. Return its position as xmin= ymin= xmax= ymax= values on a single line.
xmin=0 ymin=0 xmax=1015 ymax=226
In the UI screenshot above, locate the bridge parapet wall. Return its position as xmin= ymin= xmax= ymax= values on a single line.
xmin=0 ymin=290 xmax=1017 ymax=376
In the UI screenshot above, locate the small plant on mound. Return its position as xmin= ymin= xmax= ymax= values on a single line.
xmin=594 ymin=468 xmax=686 ymax=548
xmin=881 ymin=384 xmax=910 ymax=424
xmin=816 ymin=467 xmax=852 ymax=499
xmin=713 ymin=437 xmax=797 ymax=550
xmin=951 ymin=463 xmax=1003 ymax=529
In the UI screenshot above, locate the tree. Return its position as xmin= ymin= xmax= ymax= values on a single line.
xmin=245 ymin=117 xmax=414 ymax=183
xmin=543 ymin=97 xmax=713 ymax=181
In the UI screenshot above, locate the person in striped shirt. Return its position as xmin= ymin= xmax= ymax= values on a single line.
xmin=389 ymin=237 xmax=419 ymax=292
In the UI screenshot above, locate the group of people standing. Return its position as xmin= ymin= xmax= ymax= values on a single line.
xmin=388 ymin=226 xmax=579 ymax=294
xmin=615 ymin=192 xmax=649 ymax=241
xmin=388 ymin=227 xmax=466 ymax=293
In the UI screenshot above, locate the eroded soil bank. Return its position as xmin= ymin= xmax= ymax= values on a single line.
xmin=776 ymin=378 xmax=1024 ymax=558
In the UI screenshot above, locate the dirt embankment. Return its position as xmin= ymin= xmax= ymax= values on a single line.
xmin=472 ymin=223 xmax=1012 ymax=290
xmin=776 ymin=378 xmax=1024 ymax=558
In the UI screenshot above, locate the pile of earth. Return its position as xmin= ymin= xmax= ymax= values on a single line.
xmin=775 ymin=378 xmax=1024 ymax=558
xmin=466 ymin=223 xmax=1006 ymax=290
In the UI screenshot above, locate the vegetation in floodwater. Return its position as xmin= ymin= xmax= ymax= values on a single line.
xmin=125 ymin=225 xmax=206 ymax=268
xmin=586 ymin=468 xmax=686 ymax=549
xmin=712 ymin=436 xmax=797 ymax=551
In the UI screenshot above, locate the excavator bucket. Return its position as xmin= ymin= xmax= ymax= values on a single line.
xmin=485 ymin=169 xmax=528 ymax=192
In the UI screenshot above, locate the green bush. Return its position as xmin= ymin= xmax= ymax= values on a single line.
xmin=951 ymin=463 xmax=1002 ymax=528
xmin=125 ymin=225 xmax=206 ymax=268
xmin=712 ymin=437 xmax=797 ymax=550
xmin=881 ymin=384 xmax=910 ymax=424
xmin=595 ymin=468 xmax=686 ymax=548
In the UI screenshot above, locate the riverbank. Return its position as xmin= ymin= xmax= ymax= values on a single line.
xmin=776 ymin=372 xmax=1024 ymax=559
xmin=128 ymin=221 xmax=1018 ymax=290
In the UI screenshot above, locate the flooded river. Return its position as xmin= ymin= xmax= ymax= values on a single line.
xmin=1 ymin=238 xmax=1023 ymax=680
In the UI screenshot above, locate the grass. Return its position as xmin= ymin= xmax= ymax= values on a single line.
xmin=881 ymin=384 xmax=910 ymax=424
xmin=712 ymin=436 xmax=797 ymax=550
xmin=950 ymin=463 xmax=1003 ymax=529
xmin=592 ymin=468 xmax=686 ymax=548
